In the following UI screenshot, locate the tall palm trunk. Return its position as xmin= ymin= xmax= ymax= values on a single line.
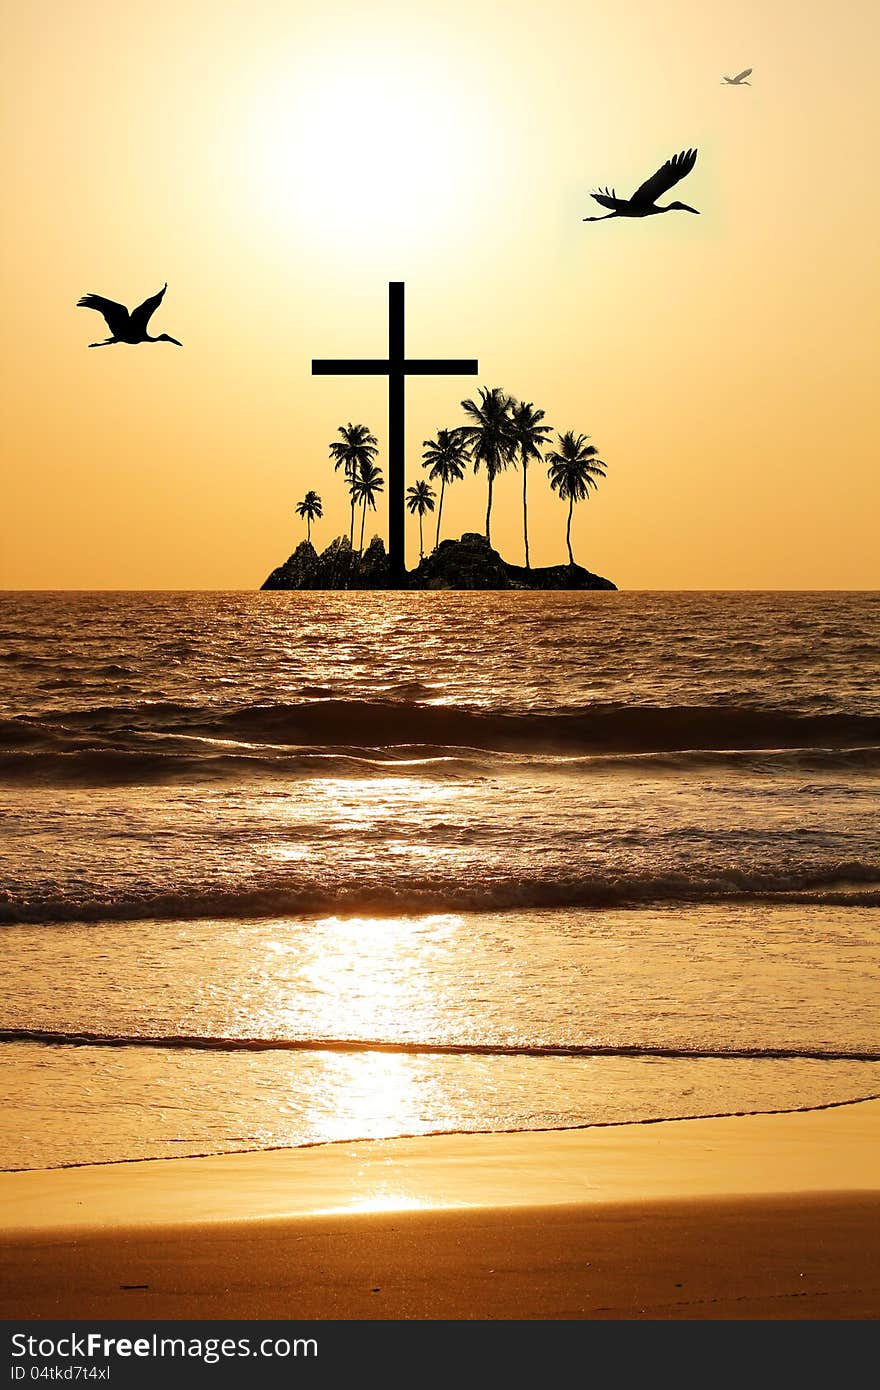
xmin=522 ymin=456 xmax=530 ymax=568
xmin=307 ymin=519 xmax=311 ymax=543
xmin=435 ymin=480 xmax=445 ymax=550
xmin=485 ymin=471 xmax=494 ymax=545
xmin=349 ymin=498 xmax=356 ymax=548
xmin=359 ymin=503 xmax=367 ymax=555
xmin=418 ymin=513 xmax=424 ymax=560
xmin=566 ymin=496 xmax=575 ymax=566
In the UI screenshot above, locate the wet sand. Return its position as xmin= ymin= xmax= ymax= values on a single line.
xmin=2 ymin=1101 xmax=878 ymax=1320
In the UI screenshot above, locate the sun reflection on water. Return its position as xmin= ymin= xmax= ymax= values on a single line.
xmin=309 ymin=1050 xmax=439 ymax=1143
xmin=282 ymin=914 xmax=463 ymax=1043
xmin=262 ymin=915 xmax=466 ymax=1143
xmin=315 ymin=777 xmax=462 ymax=804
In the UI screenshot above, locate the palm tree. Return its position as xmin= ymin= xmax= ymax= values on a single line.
xmin=545 ymin=432 xmax=607 ymax=567
xmin=421 ymin=428 xmax=469 ymax=550
xmin=459 ymin=386 xmax=516 ymax=546
xmin=351 ymin=460 xmax=384 ymax=554
xmin=294 ymin=490 xmax=323 ymax=544
xmin=328 ymin=423 xmax=379 ymax=546
xmin=510 ymin=400 xmax=552 ymax=569
xmin=406 ymin=480 xmax=436 ymax=561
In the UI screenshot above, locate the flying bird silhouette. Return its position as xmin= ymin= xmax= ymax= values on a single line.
xmin=722 ymin=68 xmax=752 ymax=85
xmin=77 ymin=283 xmax=182 ymax=347
xmin=583 ymin=149 xmax=700 ymax=222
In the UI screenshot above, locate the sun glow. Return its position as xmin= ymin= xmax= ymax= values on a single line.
xmin=244 ymin=43 xmax=494 ymax=259
xmin=313 ymin=1190 xmax=433 ymax=1216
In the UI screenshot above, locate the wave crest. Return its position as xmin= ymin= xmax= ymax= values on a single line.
xmin=1 ymin=700 xmax=880 ymax=785
xmin=3 ymin=863 xmax=879 ymax=924
xmin=3 ymin=1027 xmax=880 ymax=1061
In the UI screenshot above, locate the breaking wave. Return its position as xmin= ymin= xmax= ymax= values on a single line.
xmin=3 ymin=862 xmax=879 ymax=924
xmin=1 ymin=699 xmax=880 ymax=785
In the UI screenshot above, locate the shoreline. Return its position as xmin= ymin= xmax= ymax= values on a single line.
xmin=2 ymin=1099 xmax=878 ymax=1319
xmin=4 ymin=1085 xmax=879 ymax=1176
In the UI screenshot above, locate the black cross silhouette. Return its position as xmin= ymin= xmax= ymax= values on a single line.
xmin=312 ymin=282 xmax=478 ymax=584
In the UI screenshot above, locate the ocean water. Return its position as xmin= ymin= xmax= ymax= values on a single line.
xmin=1 ymin=590 xmax=879 ymax=1170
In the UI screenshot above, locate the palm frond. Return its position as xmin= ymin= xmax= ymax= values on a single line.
xmin=406 ymin=481 xmax=436 ymax=514
xmin=546 ymin=431 xmax=607 ymax=501
xmin=460 ymin=386 xmax=517 ymax=477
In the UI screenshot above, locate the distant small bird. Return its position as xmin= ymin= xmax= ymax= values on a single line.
xmin=77 ymin=283 xmax=182 ymax=347
xmin=722 ymin=68 xmax=752 ymax=85
xmin=583 ymin=149 xmax=700 ymax=222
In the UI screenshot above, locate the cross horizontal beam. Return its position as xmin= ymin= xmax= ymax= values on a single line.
xmin=312 ymin=359 xmax=479 ymax=376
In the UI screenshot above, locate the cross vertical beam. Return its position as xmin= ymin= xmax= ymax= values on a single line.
xmin=388 ymin=283 xmax=406 ymax=585
xmin=312 ymin=282 xmax=478 ymax=586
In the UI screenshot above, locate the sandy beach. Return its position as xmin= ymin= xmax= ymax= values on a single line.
xmin=2 ymin=1099 xmax=878 ymax=1320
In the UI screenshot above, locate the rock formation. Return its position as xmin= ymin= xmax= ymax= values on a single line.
xmin=262 ymin=533 xmax=616 ymax=591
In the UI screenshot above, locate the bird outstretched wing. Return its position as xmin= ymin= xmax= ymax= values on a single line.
xmin=732 ymin=68 xmax=752 ymax=82
xmin=630 ymin=149 xmax=698 ymax=206
xmin=129 ymin=283 xmax=167 ymax=336
xmin=590 ymin=187 xmax=626 ymax=210
xmin=77 ymin=293 xmax=130 ymax=337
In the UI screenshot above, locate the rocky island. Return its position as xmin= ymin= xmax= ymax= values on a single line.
xmin=262 ymin=533 xmax=616 ymax=591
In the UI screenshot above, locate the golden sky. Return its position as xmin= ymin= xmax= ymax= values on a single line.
xmin=2 ymin=0 xmax=878 ymax=589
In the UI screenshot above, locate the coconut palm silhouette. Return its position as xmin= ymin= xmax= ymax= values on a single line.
xmin=421 ymin=428 xmax=470 ymax=551
xmin=328 ymin=423 xmax=379 ymax=547
xmin=459 ymin=387 xmax=517 ymax=547
xmin=350 ymin=460 xmax=384 ymax=554
xmin=546 ymin=432 xmax=607 ymax=566
xmin=406 ymin=481 xmax=436 ymax=561
xmin=510 ymin=400 xmax=553 ymax=569
xmin=294 ymin=491 xmax=323 ymax=543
